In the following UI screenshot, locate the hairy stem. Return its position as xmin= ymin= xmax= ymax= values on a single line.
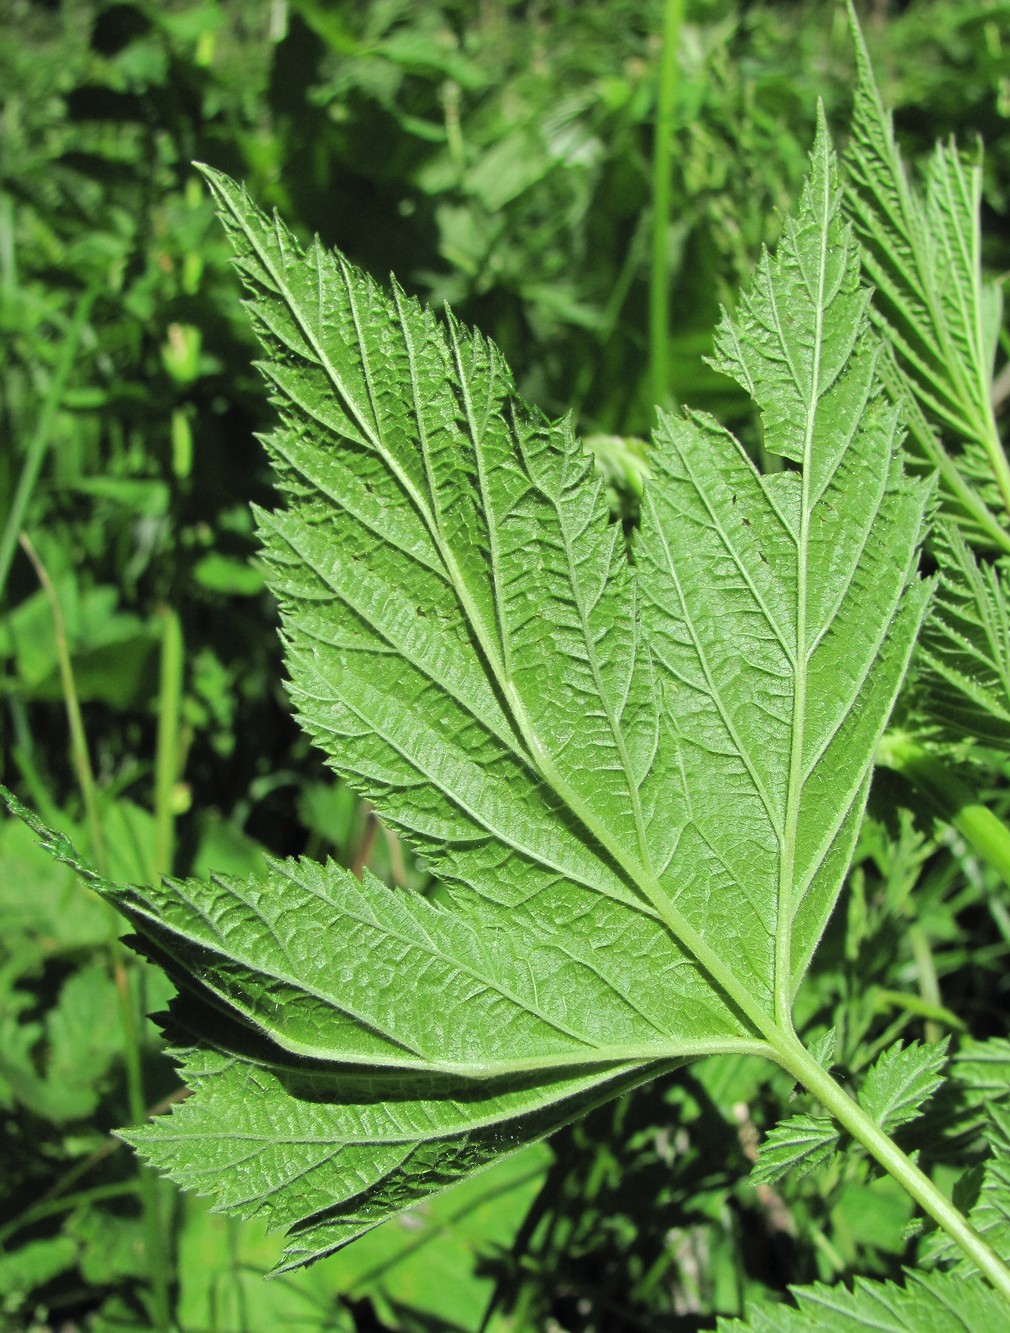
xmin=778 ymin=1033 xmax=1010 ymax=1306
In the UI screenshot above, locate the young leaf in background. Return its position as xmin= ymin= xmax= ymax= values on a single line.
xmin=841 ymin=2 xmax=1010 ymax=923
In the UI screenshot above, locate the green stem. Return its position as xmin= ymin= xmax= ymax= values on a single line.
xmin=0 ymin=1181 xmax=143 ymax=1245
xmin=19 ymin=536 xmax=173 ymax=1332
xmin=8 ymin=732 xmax=63 ymax=829
xmin=19 ymin=533 xmax=106 ymax=872
xmin=988 ymin=895 xmax=1010 ymax=949
xmin=777 ymin=1032 xmax=1010 ymax=1305
xmin=112 ymin=955 xmax=174 ymax=1331
xmin=649 ymin=0 xmax=684 ymax=413
xmin=0 ymin=287 xmax=97 ymax=602
xmin=878 ymin=731 xmax=1010 ymax=890
xmin=908 ymin=924 xmax=945 ymax=1043
xmin=809 ymin=1224 xmax=847 ymax=1276
xmin=0 ymin=191 xmax=15 ymax=292
xmin=154 ymin=605 xmax=184 ymax=876
xmin=873 ymin=984 xmax=966 ymax=1034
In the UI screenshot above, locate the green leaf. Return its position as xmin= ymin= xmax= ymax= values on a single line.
xmin=122 ymin=1045 xmax=649 ymax=1272
xmin=717 ymin=1268 xmax=1009 ymax=1332
xmin=0 ymin=813 xmax=110 ymax=960
xmin=0 ymin=1237 xmax=79 ymax=1308
xmin=919 ymin=1037 xmax=1010 ymax=1160
xmin=0 ymin=114 xmax=932 ymax=1272
xmin=916 ymin=524 xmax=1010 ymax=746
xmin=949 ymin=1162 xmax=1010 ymax=1274
xmin=951 ymin=1040 xmax=1010 ymax=1109
xmin=859 ymin=1039 xmax=949 ymax=1136
xmin=685 ymin=113 xmax=932 ymax=1006
xmin=842 ymin=1 xmax=1010 ymax=549
xmin=752 ymin=1112 xmax=839 ymax=1186
xmin=111 ymin=854 xmax=687 ymax=1076
xmin=924 ymin=1102 xmax=1010 ymax=1275
xmin=42 ymin=961 xmax=122 ymax=1121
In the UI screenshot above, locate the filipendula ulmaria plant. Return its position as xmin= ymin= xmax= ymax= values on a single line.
xmin=5 ymin=102 xmax=1010 ymax=1314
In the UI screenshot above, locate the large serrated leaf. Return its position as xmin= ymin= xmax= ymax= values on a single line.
xmin=0 ymin=113 xmax=932 ymax=1271
xmin=124 ymin=1047 xmax=650 ymax=1272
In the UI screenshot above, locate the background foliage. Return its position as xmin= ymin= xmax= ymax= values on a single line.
xmin=1 ymin=1 xmax=1009 ymax=1329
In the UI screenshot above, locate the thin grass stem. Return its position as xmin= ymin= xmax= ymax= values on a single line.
xmin=649 ymin=0 xmax=685 ymax=414
xmin=18 ymin=534 xmax=174 ymax=1332
xmin=0 ymin=287 xmax=97 ymax=601
xmin=154 ymin=605 xmax=184 ymax=876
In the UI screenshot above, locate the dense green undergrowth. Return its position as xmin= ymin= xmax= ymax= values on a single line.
xmin=3 ymin=2 xmax=1010 ymax=1330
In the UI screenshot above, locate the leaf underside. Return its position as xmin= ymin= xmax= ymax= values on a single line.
xmin=1 ymin=114 xmax=931 ymax=1271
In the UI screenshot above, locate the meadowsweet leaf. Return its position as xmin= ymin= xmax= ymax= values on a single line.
xmin=716 ymin=1268 xmax=1008 ymax=1332
xmin=0 ymin=115 xmax=932 ymax=1271
xmin=686 ymin=113 xmax=932 ymax=1001
xmin=842 ymin=1 xmax=1010 ymax=551
xmin=752 ymin=1113 xmax=839 ymax=1186
xmin=916 ymin=524 xmax=1010 ymax=745
xmin=0 ymin=790 xmax=664 ymax=1266
xmin=123 ymin=1046 xmax=651 ymax=1273
xmin=858 ymin=1039 xmax=949 ymax=1135
xmin=101 ymin=854 xmax=688 ymax=1078
xmin=844 ymin=0 xmax=1000 ymax=442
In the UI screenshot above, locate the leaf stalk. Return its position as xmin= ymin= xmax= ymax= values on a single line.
xmin=777 ymin=1032 xmax=1010 ymax=1307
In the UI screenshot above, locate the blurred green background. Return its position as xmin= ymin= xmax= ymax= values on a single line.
xmin=1 ymin=1 xmax=1009 ymax=1329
